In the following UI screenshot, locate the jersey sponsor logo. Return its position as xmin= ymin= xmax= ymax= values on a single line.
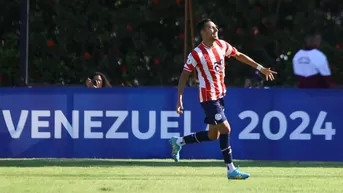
xmin=213 ymin=59 xmax=224 ymax=73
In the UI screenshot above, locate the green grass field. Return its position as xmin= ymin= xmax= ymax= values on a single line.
xmin=0 ymin=159 xmax=342 ymax=193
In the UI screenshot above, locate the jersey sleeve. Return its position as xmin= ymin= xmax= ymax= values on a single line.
xmin=316 ymin=53 xmax=335 ymax=86
xmin=183 ymin=52 xmax=198 ymax=72
xmin=220 ymin=40 xmax=238 ymax=57
xmin=316 ymin=55 xmax=331 ymax=76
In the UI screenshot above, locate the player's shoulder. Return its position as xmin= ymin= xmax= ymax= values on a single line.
xmin=215 ymin=39 xmax=235 ymax=49
xmin=187 ymin=46 xmax=201 ymax=60
xmin=217 ymin=39 xmax=233 ymax=44
xmin=215 ymin=39 xmax=227 ymax=46
xmin=217 ymin=39 xmax=228 ymax=43
xmin=189 ymin=44 xmax=202 ymax=54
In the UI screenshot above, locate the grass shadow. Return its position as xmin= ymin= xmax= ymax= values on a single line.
xmin=0 ymin=159 xmax=342 ymax=168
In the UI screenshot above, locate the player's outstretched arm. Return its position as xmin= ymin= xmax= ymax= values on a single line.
xmin=176 ymin=70 xmax=191 ymax=114
xmin=233 ymin=51 xmax=277 ymax=81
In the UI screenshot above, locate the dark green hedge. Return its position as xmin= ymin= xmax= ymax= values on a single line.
xmin=0 ymin=0 xmax=342 ymax=87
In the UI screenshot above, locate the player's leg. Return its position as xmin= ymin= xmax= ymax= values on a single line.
xmin=212 ymin=122 xmax=250 ymax=179
xmin=210 ymin=99 xmax=250 ymax=179
xmin=169 ymin=101 xmax=221 ymax=162
xmin=174 ymin=124 xmax=219 ymax=145
xmin=169 ymin=127 xmax=218 ymax=162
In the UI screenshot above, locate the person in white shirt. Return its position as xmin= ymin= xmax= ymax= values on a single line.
xmin=292 ymin=33 xmax=335 ymax=88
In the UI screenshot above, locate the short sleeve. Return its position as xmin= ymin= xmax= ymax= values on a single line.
xmin=219 ymin=40 xmax=237 ymax=57
xmin=183 ymin=53 xmax=198 ymax=72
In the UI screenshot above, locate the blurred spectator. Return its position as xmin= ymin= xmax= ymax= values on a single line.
xmin=292 ymin=33 xmax=335 ymax=88
xmin=244 ymin=70 xmax=265 ymax=88
xmin=85 ymin=72 xmax=112 ymax=88
xmin=244 ymin=78 xmax=264 ymax=88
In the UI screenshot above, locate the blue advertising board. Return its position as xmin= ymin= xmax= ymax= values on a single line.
xmin=0 ymin=87 xmax=342 ymax=161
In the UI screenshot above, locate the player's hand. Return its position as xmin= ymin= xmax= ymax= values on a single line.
xmin=261 ymin=68 xmax=277 ymax=81
xmin=176 ymin=100 xmax=184 ymax=114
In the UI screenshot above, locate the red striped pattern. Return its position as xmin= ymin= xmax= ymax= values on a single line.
xmin=182 ymin=39 xmax=237 ymax=102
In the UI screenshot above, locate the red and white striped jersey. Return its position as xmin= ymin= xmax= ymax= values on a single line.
xmin=183 ymin=39 xmax=237 ymax=103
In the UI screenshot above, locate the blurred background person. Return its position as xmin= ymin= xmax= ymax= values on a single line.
xmin=292 ymin=32 xmax=336 ymax=89
xmin=85 ymin=72 xmax=112 ymax=88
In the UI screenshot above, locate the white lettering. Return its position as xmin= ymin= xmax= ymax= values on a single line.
xmin=289 ymin=111 xmax=310 ymax=140
xmin=31 ymin=110 xmax=51 ymax=139
xmin=10 ymin=109 xmax=332 ymax=141
xmin=54 ymin=110 xmax=79 ymax=139
xmin=160 ymin=111 xmax=180 ymax=139
xmin=2 ymin=110 xmax=28 ymax=139
xmin=132 ymin=111 xmax=156 ymax=140
xmin=238 ymin=110 xmax=336 ymax=141
xmin=262 ymin=111 xmax=287 ymax=140
xmin=183 ymin=111 xmax=192 ymax=135
xmin=105 ymin=111 xmax=128 ymax=139
xmin=238 ymin=110 xmax=260 ymax=139
xmin=312 ymin=111 xmax=336 ymax=140
xmin=84 ymin=110 xmax=103 ymax=139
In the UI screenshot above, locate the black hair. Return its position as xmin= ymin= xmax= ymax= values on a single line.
xmin=196 ymin=18 xmax=212 ymax=35
xmin=303 ymin=30 xmax=321 ymax=49
xmin=89 ymin=72 xmax=112 ymax=87
xmin=304 ymin=30 xmax=321 ymax=40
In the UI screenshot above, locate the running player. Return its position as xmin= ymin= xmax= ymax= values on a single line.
xmin=169 ymin=18 xmax=277 ymax=180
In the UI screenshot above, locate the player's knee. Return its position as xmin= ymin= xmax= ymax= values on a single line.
xmin=218 ymin=121 xmax=231 ymax=134
xmin=224 ymin=126 xmax=231 ymax=134
xmin=208 ymin=131 xmax=220 ymax=140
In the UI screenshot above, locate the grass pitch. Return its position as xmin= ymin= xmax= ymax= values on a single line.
xmin=0 ymin=159 xmax=342 ymax=193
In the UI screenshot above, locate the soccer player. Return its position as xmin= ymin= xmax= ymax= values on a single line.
xmin=169 ymin=18 xmax=277 ymax=180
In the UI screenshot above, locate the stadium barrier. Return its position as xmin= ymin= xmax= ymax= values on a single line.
xmin=0 ymin=87 xmax=342 ymax=161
